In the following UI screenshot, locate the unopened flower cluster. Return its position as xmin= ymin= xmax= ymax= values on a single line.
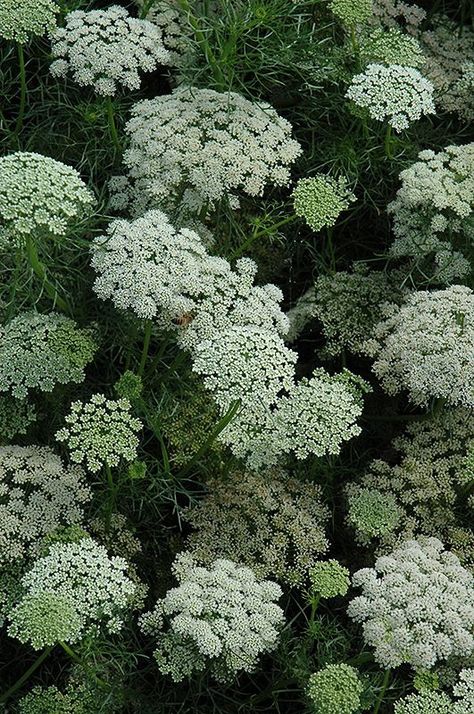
xmin=309 ymin=560 xmax=350 ymax=599
xmin=346 ymin=63 xmax=435 ymax=131
xmin=8 ymin=538 xmax=136 ymax=649
xmin=18 ymin=681 xmax=105 ymax=714
xmin=292 ymin=174 xmax=356 ymax=232
xmin=307 ymin=663 xmax=364 ymax=714
xmin=348 ymin=537 xmax=474 ymax=670
xmin=0 ymin=152 xmax=94 ymax=243
xmin=329 ymin=0 xmax=372 ymax=26
xmin=0 ymin=445 xmax=90 ymax=565
xmin=0 ymin=0 xmax=58 ymax=43
xmin=0 ymin=312 xmax=97 ymax=400
xmin=363 ymin=285 xmax=474 ymax=408
xmin=359 ymin=27 xmax=425 ymax=68
xmin=347 ymin=486 xmax=402 ymax=540
xmin=184 ymin=468 xmax=329 ymax=586
xmin=50 ymin=6 xmax=171 ymax=96
xmin=56 ymin=394 xmax=142 ymax=473
xmin=112 ymin=86 xmax=302 ymax=215
xmin=139 ymin=553 xmax=284 ymax=682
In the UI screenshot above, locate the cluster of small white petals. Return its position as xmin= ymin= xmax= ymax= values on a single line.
xmin=8 ymin=539 xmax=135 ymax=649
xmin=420 ymin=18 xmax=474 ymax=121
xmin=0 ymin=0 xmax=58 ymax=43
xmin=359 ymin=27 xmax=425 ymax=68
xmin=184 ymin=468 xmax=329 ymax=586
xmin=139 ymin=553 xmax=284 ymax=682
xmin=346 ymin=63 xmax=435 ymax=131
xmin=0 ymin=395 xmax=36 ymax=443
xmin=394 ymin=690 xmax=453 ymax=714
xmin=348 ymin=537 xmax=474 ymax=670
xmin=329 ymin=0 xmax=372 ymax=25
xmin=363 ymin=285 xmax=474 ymax=408
xmin=307 ymin=663 xmax=364 ymax=714
xmin=50 ymin=6 xmax=171 ymax=96
xmin=56 ymin=394 xmax=142 ymax=473
xmin=112 ymin=86 xmax=302 ymax=214
xmin=134 ymin=0 xmax=190 ymax=64
xmin=0 ymin=152 xmax=94 ymax=243
xmin=0 ymin=312 xmax=97 ymax=399
xmin=388 ymin=144 xmax=474 ymax=271
xmin=453 ymin=669 xmax=474 ymax=712
xmin=371 ymin=0 xmax=426 ymax=36
xmin=0 ymin=445 xmax=90 ymax=566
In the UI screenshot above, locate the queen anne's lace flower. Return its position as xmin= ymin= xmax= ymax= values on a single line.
xmin=307 ymin=664 xmax=364 ymax=714
xmin=346 ymin=63 xmax=435 ymax=131
xmin=371 ymin=0 xmax=426 ymax=35
xmin=18 ymin=682 xmax=106 ymax=714
xmin=359 ymin=27 xmax=425 ymax=68
xmin=394 ymin=691 xmax=453 ymax=714
xmin=348 ymin=537 xmax=474 ymax=670
xmin=49 ymin=6 xmax=171 ymax=96
xmin=0 ymin=312 xmax=97 ymax=400
xmin=363 ymin=285 xmax=474 ymax=408
xmin=347 ymin=487 xmax=402 ymax=539
xmin=309 ymin=560 xmax=350 ymax=599
xmin=134 ymin=0 xmax=190 ymax=64
xmin=55 ymin=394 xmax=142 ymax=473
xmin=184 ymin=468 xmax=329 ymax=586
xmin=139 ymin=553 xmax=284 ymax=682
xmin=0 ymin=0 xmax=58 ymax=43
xmin=111 ymin=86 xmax=302 ymax=214
xmin=0 ymin=395 xmax=36 ymax=443
xmin=0 ymin=445 xmax=90 ymax=566
xmin=292 ymin=175 xmax=356 ymax=232
xmin=8 ymin=539 xmax=136 ymax=649
xmin=329 ymin=0 xmax=372 ymax=25
xmin=0 ymin=152 xmax=94 ymax=243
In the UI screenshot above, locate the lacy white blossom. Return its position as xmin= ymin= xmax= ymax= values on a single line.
xmin=292 ymin=175 xmax=356 ymax=232
xmin=0 ymin=396 xmax=36 ymax=443
xmin=0 ymin=152 xmax=94 ymax=243
xmin=420 ymin=18 xmax=474 ymax=121
xmin=348 ymin=537 xmax=474 ymax=670
xmin=50 ymin=6 xmax=171 ymax=96
xmin=134 ymin=0 xmax=189 ymax=64
xmin=18 ymin=682 xmax=106 ymax=714
xmin=0 ymin=445 xmax=90 ymax=566
xmin=394 ymin=691 xmax=453 ymax=714
xmin=56 ymin=394 xmax=142 ymax=473
xmin=359 ymin=27 xmax=425 ymax=68
xmin=112 ymin=86 xmax=302 ymax=214
xmin=0 ymin=312 xmax=97 ymax=400
xmin=8 ymin=539 xmax=135 ymax=649
xmin=371 ymin=0 xmax=426 ymax=36
xmin=388 ymin=144 xmax=474 ymax=272
xmin=453 ymin=669 xmax=474 ymax=712
xmin=184 ymin=468 xmax=329 ymax=586
xmin=139 ymin=553 xmax=284 ymax=682
xmin=346 ymin=63 xmax=435 ymax=131
xmin=364 ymin=285 xmax=474 ymax=408
xmin=0 ymin=0 xmax=58 ymax=43
xmin=307 ymin=664 xmax=364 ymax=714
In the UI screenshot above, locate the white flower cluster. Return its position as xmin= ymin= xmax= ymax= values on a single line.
xmin=0 ymin=312 xmax=97 ymax=399
xmin=111 ymin=86 xmax=302 ymax=214
xmin=50 ymin=6 xmax=171 ymax=97
xmin=0 ymin=152 xmax=94 ymax=243
xmin=420 ymin=18 xmax=474 ymax=121
xmin=92 ymin=210 xmax=365 ymax=469
xmin=394 ymin=668 xmax=474 ymax=712
xmin=363 ymin=285 xmax=474 ymax=408
xmin=453 ymin=669 xmax=474 ymax=712
xmin=56 ymin=394 xmax=142 ymax=473
xmin=134 ymin=0 xmax=190 ymax=64
xmin=348 ymin=537 xmax=474 ymax=670
xmin=329 ymin=0 xmax=373 ymax=26
xmin=0 ymin=0 xmax=58 ymax=43
xmin=0 ymin=445 xmax=90 ymax=566
xmin=388 ymin=144 xmax=474 ymax=276
xmin=346 ymin=63 xmax=435 ymax=131
xmin=359 ymin=27 xmax=425 ymax=68
xmin=184 ymin=468 xmax=330 ymax=586
xmin=0 ymin=395 xmax=36 ymax=443
xmin=139 ymin=553 xmax=284 ymax=682
xmin=8 ymin=539 xmax=136 ymax=649
xmin=371 ymin=0 xmax=426 ymax=36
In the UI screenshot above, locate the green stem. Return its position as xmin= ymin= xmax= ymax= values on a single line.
xmin=309 ymin=594 xmax=320 ymax=625
xmin=14 ymin=42 xmax=27 ymax=138
xmin=106 ymin=97 xmax=121 ymax=153
xmin=25 ymin=234 xmax=70 ymax=313
xmin=137 ymin=319 xmax=153 ymax=377
xmin=373 ymin=669 xmax=391 ymax=714
xmin=231 ymin=214 xmax=297 ymax=260
xmin=325 ymin=225 xmax=336 ymax=271
xmin=177 ymin=0 xmax=227 ymax=89
xmin=0 ymin=646 xmax=53 ymax=703
xmin=59 ymin=641 xmax=110 ymax=690
xmin=104 ymin=463 xmax=116 ymax=529
xmin=384 ymin=124 xmax=393 ymax=159
xmin=350 ymin=25 xmax=359 ymax=55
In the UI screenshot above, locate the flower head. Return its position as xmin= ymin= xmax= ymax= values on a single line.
xmin=309 ymin=559 xmax=350 ymax=599
xmin=0 ymin=0 xmax=58 ymax=43
xmin=307 ymin=663 xmax=364 ymax=714
xmin=329 ymin=0 xmax=372 ymax=25
xmin=292 ymin=174 xmax=356 ymax=232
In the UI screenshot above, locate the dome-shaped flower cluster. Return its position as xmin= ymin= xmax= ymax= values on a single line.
xmin=309 ymin=559 xmax=351 ymax=599
xmin=0 ymin=0 xmax=58 ymax=43
xmin=50 ymin=6 xmax=171 ymax=97
xmin=111 ymin=86 xmax=302 ymax=214
xmin=184 ymin=468 xmax=330 ymax=586
xmin=348 ymin=537 xmax=474 ymax=670
xmin=139 ymin=553 xmax=284 ymax=682
xmin=329 ymin=0 xmax=373 ymax=26
xmin=0 ymin=445 xmax=90 ymax=566
xmin=346 ymin=63 xmax=435 ymax=131
xmin=134 ymin=0 xmax=190 ymax=64
xmin=363 ymin=285 xmax=474 ymax=408
xmin=0 ymin=312 xmax=97 ymax=400
xmin=8 ymin=538 xmax=136 ymax=649
xmin=394 ymin=691 xmax=453 ymax=714
xmin=359 ymin=27 xmax=425 ymax=68
xmin=292 ymin=174 xmax=356 ymax=232
xmin=307 ymin=663 xmax=364 ymax=714
xmin=0 ymin=152 xmax=94 ymax=243
xmin=56 ymin=394 xmax=142 ymax=473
